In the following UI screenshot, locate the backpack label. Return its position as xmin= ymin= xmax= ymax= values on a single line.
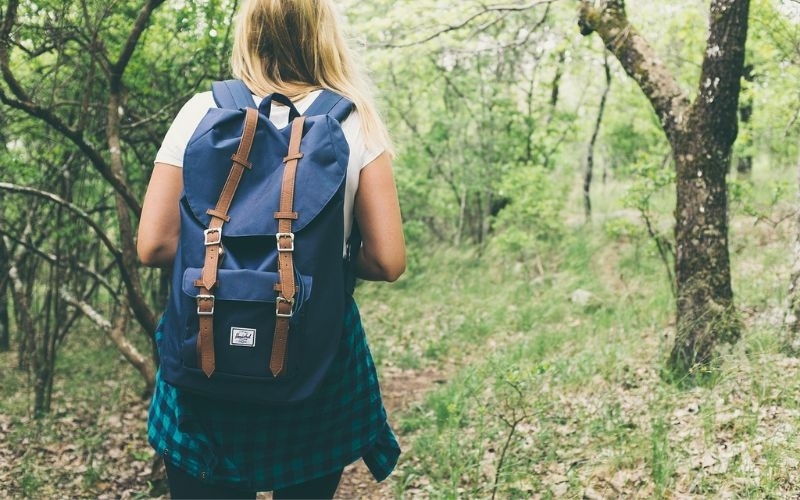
xmin=230 ymin=327 xmax=256 ymax=347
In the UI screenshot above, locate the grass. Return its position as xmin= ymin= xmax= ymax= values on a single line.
xmin=360 ymin=194 xmax=800 ymax=498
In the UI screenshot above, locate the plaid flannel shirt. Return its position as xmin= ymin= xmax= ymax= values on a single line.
xmin=148 ymin=297 xmax=400 ymax=491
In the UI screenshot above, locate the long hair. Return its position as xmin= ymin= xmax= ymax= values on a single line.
xmin=231 ymin=0 xmax=392 ymax=153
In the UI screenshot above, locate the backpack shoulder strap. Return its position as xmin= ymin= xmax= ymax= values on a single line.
xmin=212 ymin=79 xmax=254 ymax=109
xmin=303 ymin=89 xmax=354 ymax=122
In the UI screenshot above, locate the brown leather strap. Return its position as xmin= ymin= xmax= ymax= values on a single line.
xmin=270 ymin=116 xmax=305 ymax=377
xmin=196 ymin=107 xmax=259 ymax=378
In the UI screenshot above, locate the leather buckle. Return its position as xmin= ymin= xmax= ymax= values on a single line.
xmin=276 ymin=232 xmax=295 ymax=252
xmin=197 ymin=294 xmax=215 ymax=316
xmin=204 ymin=228 xmax=222 ymax=246
xmin=276 ymin=296 xmax=294 ymax=318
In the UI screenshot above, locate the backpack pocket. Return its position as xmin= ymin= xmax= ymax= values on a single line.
xmin=178 ymin=267 xmax=312 ymax=380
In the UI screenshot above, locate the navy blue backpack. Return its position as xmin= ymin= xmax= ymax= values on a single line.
xmin=158 ymin=80 xmax=357 ymax=403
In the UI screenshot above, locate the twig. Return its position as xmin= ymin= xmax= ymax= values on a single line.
xmin=382 ymin=0 xmax=555 ymax=48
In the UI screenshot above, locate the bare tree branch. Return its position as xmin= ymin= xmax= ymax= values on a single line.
xmin=109 ymin=0 xmax=167 ymax=91
xmin=0 ymin=228 xmax=117 ymax=298
xmin=577 ymin=1 xmax=690 ymax=144
xmin=103 ymin=0 xmax=168 ymax=349
xmin=0 ymin=0 xmax=27 ymax=99
xmin=583 ymin=54 xmax=612 ymax=220
xmin=0 ymin=182 xmax=122 ymax=256
xmin=0 ymin=89 xmax=142 ymax=213
xmin=0 ymin=0 xmax=143 ymax=215
xmin=0 ymin=182 xmax=157 ymax=335
xmin=383 ymin=0 xmax=556 ymax=48
xmin=60 ymin=289 xmax=155 ymax=391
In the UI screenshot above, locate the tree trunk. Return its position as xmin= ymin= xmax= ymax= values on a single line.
xmin=584 ymin=55 xmax=612 ymax=221
xmin=670 ymin=0 xmax=748 ymax=373
xmin=736 ymin=64 xmax=755 ymax=178
xmin=785 ymin=156 xmax=800 ymax=341
xmin=578 ymin=0 xmax=749 ymax=376
xmin=671 ymin=131 xmax=738 ymax=370
xmin=0 ymin=228 xmax=9 ymax=352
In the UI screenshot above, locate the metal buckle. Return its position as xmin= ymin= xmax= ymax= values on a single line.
xmin=276 ymin=232 xmax=295 ymax=252
xmin=204 ymin=228 xmax=222 ymax=246
xmin=196 ymin=294 xmax=215 ymax=316
xmin=276 ymin=296 xmax=294 ymax=318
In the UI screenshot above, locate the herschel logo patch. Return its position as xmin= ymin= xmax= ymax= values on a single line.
xmin=230 ymin=327 xmax=256 ymax=347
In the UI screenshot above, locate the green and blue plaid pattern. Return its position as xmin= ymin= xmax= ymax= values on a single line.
xmin=148 ymin=297 xmax=400 ymax=491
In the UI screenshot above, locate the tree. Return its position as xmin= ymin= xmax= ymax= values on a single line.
xmin=583 ymin=54 xmax=612 ymax=220
xmin=577 ymin=0 xmax=749 ymax=376
xmin=0 ymin=198 xmax=8 ymax=352
xmin=0 ymin=0 xmax=163 ymax=413
xmin=0 ymin=0 xmax=236 ymax=413
xmin=357 ymin=0 xmax=574 ymax=250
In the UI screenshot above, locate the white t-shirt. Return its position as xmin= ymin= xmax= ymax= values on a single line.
xmin=155 ymin=90 xmax=383 ymax=252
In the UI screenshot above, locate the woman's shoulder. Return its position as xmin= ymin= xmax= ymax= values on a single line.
xmin=340 ymin=107 xmax=384 ymax=167
xmin=182 ymin=91 xmax=216 ymax=112
xmin=167 ymin=91 xmax=216 ymax=129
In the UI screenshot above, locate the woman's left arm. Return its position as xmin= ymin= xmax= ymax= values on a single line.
xmin=137 ymin=162 xmax=183 ymax=268
xmin=353 ymin=152 xmax=406 ymax=282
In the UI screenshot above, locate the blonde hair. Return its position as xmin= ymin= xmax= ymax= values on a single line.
xmin=231 ymin=0 xmax=392 ymax=154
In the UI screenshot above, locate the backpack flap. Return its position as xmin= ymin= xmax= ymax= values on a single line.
xmin=182 ymin=110 xmax=349 ymax=237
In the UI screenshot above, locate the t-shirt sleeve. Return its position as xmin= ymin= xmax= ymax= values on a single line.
xmin=339 ymin=107 xmax=387 ymax=250
xmin=154 ymin=92 xmax=216 ymax=167
xmin=340 ymin=108 xmax=384 ymax=170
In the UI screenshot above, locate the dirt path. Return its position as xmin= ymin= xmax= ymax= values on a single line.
xmin=332 ymin=366 xmax=446 ymax=499
xmin=253 ymin=365 xmax=445 ymax=499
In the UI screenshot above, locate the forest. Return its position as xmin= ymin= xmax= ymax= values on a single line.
xmin=2 ymin=0 xmax=800 ymax=497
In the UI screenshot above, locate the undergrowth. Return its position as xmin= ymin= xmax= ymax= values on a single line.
xmin=372 ymin=204 xmax=800 ymax=498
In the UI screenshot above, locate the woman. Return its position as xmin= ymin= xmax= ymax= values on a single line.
xmin=137 ymin=0 xmax=406 ymax=497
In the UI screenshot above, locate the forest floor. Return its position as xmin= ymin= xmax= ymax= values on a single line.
xmin=0 ymin=349 xmax=446 ymax=499
xmin=334 ymin=366 xmax=447 ymax=499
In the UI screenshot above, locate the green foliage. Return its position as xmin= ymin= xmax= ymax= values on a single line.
xmin=361 ymin=1 xmax=583 ymax=246
xmin=489 ymin=164 xmax=568 ymax=263
xmin=622 ymin=156 xmax=676 ymax=214
xmin=602 ymin=112 xmax=666 ymax=175
xmin=380 ymin=185 xmax=799 ymax=497
xmin=649 ymin=410 xmax=675 ymax=495
xmin=744 ymin=0 xmax=800 ymax=167
xmin=602 ymin=217 xmax=646 ymax=242
xmin=729 ymin=177 xmax=793 ymax=221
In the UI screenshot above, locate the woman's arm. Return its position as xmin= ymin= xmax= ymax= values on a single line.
xmin=137 ymin=162 xmax=183 ymax=268
xmin=354 ymin=152 xmax=406 ymax=282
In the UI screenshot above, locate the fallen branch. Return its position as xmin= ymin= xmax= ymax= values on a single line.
xmin=60 ymin=288 xmax=155 ymax=392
